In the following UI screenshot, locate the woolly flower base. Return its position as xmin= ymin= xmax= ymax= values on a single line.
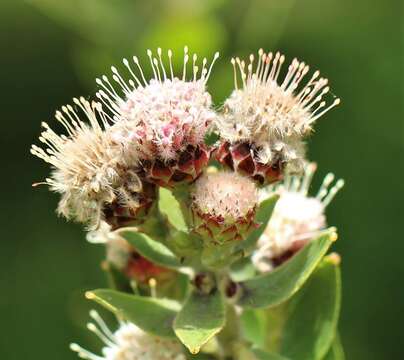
xmin=216 ymin=50 xmax=340 ymax=183
xmin=30 ymin=98 xmax=151 ymax=228
xmin=98 ymin=47 xmax=219 ymax=187
xmin=71 ymin=311 xmax=186 ymax=360
xmin=253 ymin=163 xmax=344 ymax=271
xmin=191 ymin=171 xmax=258 ymax=243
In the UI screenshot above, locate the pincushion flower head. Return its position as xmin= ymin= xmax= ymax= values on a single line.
xmin=30 ymin=98 xmax=156 ymax=228
xmin=216 ymin=49 xmax=340 ymax=185
xmin=190 ymin=171 xmax=258 ymax=244
xmin=252 ymin=163 xmax=344 ymax=271
xmin=71 ymin=311 xmax=186 ymax=360
xmin=97 ymin=47 xmax=219 ymax=188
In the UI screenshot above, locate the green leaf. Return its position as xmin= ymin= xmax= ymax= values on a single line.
xmin=239 ymin=194 xmax=279 ymax=253
xmin=159 ymin=187 xmax=188 ymax=232
xmin=240 ymin=309 xmax=268 ymax=348
xmin=119 ymin=228 xmax=182 ymax=269
xmin=280 ymin=256 xmax=341 ymax=360
xmin=323 ymin=334 xmax=345 ymax=360
xmin=237 ymin=229 xmax=336 ymax=308
xmin=174 ymin=290 xmax=226 ymax=354
xmin=86 ymin=289 xmax=180 ymax=338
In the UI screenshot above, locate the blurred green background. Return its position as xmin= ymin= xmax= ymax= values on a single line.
xmin=1 ymin=0 xmax=403 ymax=358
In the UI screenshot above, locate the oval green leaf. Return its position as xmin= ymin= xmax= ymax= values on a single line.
xmin=280 ymin=257 xmax=341 ymax=360
xmin=159 ymin=187 xmax=188 ymax=232
xmin=237 ymin=229 xmax=336 ymax=308
xmin=174 ymin=290 xmax=226 ymax=354
xmin=86 ymin=289 xmax=180 ymax=338
xmin=119 ymin=228 xmax=182 ymax=269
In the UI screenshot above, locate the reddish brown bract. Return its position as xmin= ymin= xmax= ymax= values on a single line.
xmin=215 ymin=142 xmax=283 ymax=185
xmin=142 ymin=144 xmax=210 ymax=188
xmin=103 ymin=181 xmax=157 ymax=229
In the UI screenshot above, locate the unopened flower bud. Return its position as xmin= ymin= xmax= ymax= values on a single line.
xmin=191 ymin=171 xmax=258 ymax=244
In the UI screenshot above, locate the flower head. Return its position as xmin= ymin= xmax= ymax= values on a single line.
xmin=216 ymin=50 xmax=340 ymax=183
xmin=191 ymin=171 xmax=258 ymax=243
xmin=96 ymin=47 xmax=219 ymax=187
xmin=30 ymin=98 xmax=153 ymax=228
xmin=252 ymin=163 xmax=344 ymax=271
xmin=71 ymin=311 xmax=186 ymax=360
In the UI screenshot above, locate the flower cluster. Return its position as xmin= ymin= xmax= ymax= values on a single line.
xmin=32 ymin=48 xmax=339 ymax=230
xmin=253 ymin=163 xmax=344 ymax=271
xmin=215 ymin=50 xmax=340 ymax=184
xmin=32 ymin=47 xmax=343 ymax=359
xmin=71 ymin=311 xmax=186 ymax=360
